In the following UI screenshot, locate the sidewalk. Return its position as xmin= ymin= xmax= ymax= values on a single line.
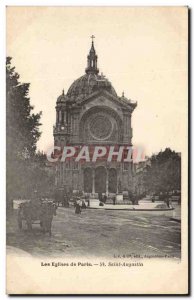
xmin=88 ymin=199 xmax=174 ymax=211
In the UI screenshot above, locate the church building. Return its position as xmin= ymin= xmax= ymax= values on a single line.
xmin=53 ymin=38 xmax=137 ymax=195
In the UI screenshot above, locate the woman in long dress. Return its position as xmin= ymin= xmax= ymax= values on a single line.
xmin=75 ymin=199 xmax=82 ymax=214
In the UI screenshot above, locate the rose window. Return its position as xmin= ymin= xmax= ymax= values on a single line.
xmin=89 ymin=114 xmax=113 ymax=140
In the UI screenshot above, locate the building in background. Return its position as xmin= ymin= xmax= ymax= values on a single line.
xmin=132 ymin=158 xmax=151 ymax=197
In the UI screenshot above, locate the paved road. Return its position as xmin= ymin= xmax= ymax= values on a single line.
xmin=7 ymin=206 xmax=181 ymax=258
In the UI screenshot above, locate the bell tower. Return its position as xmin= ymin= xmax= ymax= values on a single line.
xmin=53 ymin=90 xmax=70 ymax=149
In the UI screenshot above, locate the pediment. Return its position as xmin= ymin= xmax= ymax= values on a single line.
xmin=79 ymin=89 xmax=134 ymax=111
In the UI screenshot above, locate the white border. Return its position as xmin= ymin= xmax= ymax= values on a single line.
xmin=0 ymin=1 xmax=192 ymax=299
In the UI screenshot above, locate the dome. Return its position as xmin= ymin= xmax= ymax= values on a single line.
xmin=65 ymin=39 xmax=117 ymax=101
xmin=57 ymin=90 xmax=68 ymax=103
xmin=67 ymin=73 xmax=117 ymax=100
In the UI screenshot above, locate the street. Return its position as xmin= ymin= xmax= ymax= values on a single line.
xmin=7 ymin=205 xmax=181 ymax=259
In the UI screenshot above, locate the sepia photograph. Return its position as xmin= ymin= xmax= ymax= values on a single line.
xmin=6 ymin=6 xmax=188 ymax=294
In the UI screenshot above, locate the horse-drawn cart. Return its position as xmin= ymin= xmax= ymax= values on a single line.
xmin=18 ymin=199 xmax=57 ymax=236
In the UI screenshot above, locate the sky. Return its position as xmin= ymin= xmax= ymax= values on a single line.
xmin=6 ymin=6 xmax=188 ymax=156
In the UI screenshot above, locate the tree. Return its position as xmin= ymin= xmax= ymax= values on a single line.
xmin=144 ymin=148 xmax=181 ymax=195
xmin=6 ymin=57 xmax=42 ymax=206
xmin=30 ymin=151 xmax=55 ymax=197
xmin=6 ymin=57 xmax=42 ymax=160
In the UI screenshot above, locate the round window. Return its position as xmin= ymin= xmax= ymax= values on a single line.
xmin=89 ymin=114 xmax=113 ymax=140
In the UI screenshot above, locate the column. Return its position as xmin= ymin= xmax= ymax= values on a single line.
xmin=106 ymin=169 xmax=109 ymax=196
xmin=62 ymin=162 xmax=64 ymax=185
xmin=56 ymin=110 xmax=59 ymax=123
xmin=79 ymin=167 xmax=83 ymax=192
xmin=92 ymin=169 xmax=95 ymax=194
xmin=55 ymin=165 xmax=58 ymax=186
xmin=116 ymin=167 xmax=120 ymax=194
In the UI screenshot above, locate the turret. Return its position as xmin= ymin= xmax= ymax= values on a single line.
xmin=54 ymin=90 xmax=70 ymax=147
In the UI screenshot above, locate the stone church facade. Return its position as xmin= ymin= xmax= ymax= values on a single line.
xmin=53 ymin=39 xmax=137 ymax=195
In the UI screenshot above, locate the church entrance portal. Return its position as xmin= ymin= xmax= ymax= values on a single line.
xmin=83 ymin=166 xmax=117 ymax=194
xmin=95 ymin=166 xmax=106 ymax=193
xmin=108 ymin=168 xmax=117 ymax=193
xmin=84 ymin=168 xmax=92 ymax=193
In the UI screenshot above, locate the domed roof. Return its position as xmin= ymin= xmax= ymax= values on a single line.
xmin=57 ymin=90 xmax=68 ymax=103
xmin=66 ymin=39 xmax=117 ymax=101
xmin=67 ymin=73 xmax=117 ymax=100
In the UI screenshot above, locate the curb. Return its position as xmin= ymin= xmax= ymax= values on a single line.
xmin=170 ymin=217 xmax=181 ymax=223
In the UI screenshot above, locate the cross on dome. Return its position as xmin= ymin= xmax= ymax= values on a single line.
xmin=90 ymin=35 xmax=95 ymax=42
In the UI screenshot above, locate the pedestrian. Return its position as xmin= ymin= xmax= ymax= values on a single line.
xmin=131 ymin=194 xmax=135 ymax=205
xmin=82 ymin=199 xmax=87 ymax=209
xmin=103 ymin=194 xmax=107 ymax=203
xmin=85 ymin=194 xmax=90 ymax=207
xmin=113 ymin=195 xmax=116 ymax=205
xmin=75 ymin=198 xmax=82 ymax=214
xmin=99 ymin=192 xmax=103 ymax=202
xmin=166 ymin=198 xmax=170 ymax=208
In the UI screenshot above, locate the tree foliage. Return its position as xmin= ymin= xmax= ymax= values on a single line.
xmin=143 ymin=148 xmax=181 ymax=194
xmin=6 ymin=58 xmax=54 ymax=206
xmin=6 ymin=57 xmax=42 ymax=159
